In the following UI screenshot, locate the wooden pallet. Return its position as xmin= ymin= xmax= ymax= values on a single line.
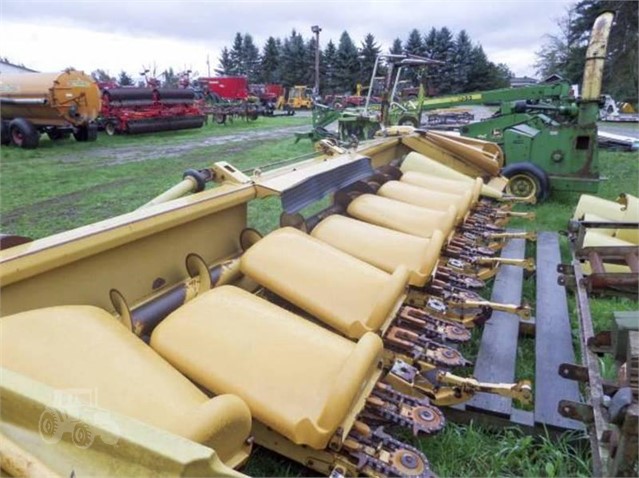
xmin=444 ymin=231 xmax=585 ymax=434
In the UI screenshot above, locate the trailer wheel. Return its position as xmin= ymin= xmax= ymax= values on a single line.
xmin=1 ymin=121 xmax=10 ymax=145
xmin=214 ymin=114 xmax=226 ymax=125
xmin=73 ymin=124 xmax=98 ymax=142
xmin=9 ymin=118 xmax=40 ymax=149
xmin=105 ymin=122 xmax=117 ymax=136
xmin=503 ymin=162 xmax=550 ymax=201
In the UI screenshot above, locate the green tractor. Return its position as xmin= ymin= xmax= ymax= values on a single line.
xmin=416 ymin=12 xmax=615 ymax=200
xmin=330 ymin=12 xmax=614 ymax=201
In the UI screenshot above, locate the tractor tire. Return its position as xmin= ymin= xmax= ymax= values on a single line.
xmin=73 ymin=124 xmax=98 ymax=142
xmin=397 ymin=115 xmax=419 ymax=127
xmin=9 ymin=118 xmax=40 ymax=149
xmin=502 ymin=162 xmax=550 ymax=201
xmin=1 ymin=121 xmax=10 ymax=145
xmin=86 ymin=124 xmax=98 ymax=142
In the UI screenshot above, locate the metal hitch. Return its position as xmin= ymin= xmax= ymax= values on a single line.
xmin=385 ymin=360 xmax=533 ymax=407
xmin=435 ymin=371 xmax=533 ymax=406
xmin=499 ymin=194 xmax=537 ymax=204
xmin=451 ymin=298 xmax=532 ymax=321
xmin=501 ymin=210 xmax=536 ymax=221
xmin=484 ymin=230 xmax=537 ymax=242
xmin=473 ymin=256 xmax=536 ymax=272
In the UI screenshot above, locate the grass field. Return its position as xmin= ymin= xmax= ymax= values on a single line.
xmin=0 ymin=121 xmax=637 ymax=477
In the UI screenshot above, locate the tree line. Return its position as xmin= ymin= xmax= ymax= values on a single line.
xmin=535 ymin=0 xmax=637 ymax=102
xmin=216 ymin=28 xmax=513 ymax=96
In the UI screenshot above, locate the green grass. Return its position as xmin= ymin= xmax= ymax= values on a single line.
xmin=418 ymin=423 xmax=591 ymax=477
xmin=0 ymin=127 xmax=637 ymax=477
xmin=0 ymin=117 xmax=313 ymax=238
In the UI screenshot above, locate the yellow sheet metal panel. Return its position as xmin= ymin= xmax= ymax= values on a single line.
xmin=400 ymin=171 xmax=482 ymax=205
xmin=573 ymin=194 xmax=625 ymax=221
xmin=401 ymin=152 xmax=504 ymax=199
xmin=378 ymin=180 xmax=471 ymax=223
xmin=0 ymin=185 xmax=254 ymax=316
xmin=0 ymin=368 xmax=247 ymax=477
xmin=0 ymin=305 xmax=252 ymax=467
xmin=347 ymin=194 xmax=457 ymax=239
xmin=311 ymin=215 xmax=443 ymax=287
xmin=423 ymin=130 xmax=502 ymax=174
xmin=151 ymin=285 xmax=384 ymax=450
xmin=240 ymin=227 xmax=409 ymax=338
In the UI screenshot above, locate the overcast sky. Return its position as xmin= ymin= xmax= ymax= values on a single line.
xmin=0 ymin=0 xmax=574 ymax=82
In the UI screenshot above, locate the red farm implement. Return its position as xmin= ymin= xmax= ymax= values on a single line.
xmin=100 ymin=87 xmax=206 ymax=135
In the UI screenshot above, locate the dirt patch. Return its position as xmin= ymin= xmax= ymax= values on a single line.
xmin=62 ymin=125 xmax=310 ymax=167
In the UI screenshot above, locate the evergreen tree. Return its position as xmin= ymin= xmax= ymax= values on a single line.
xmin=403 ymin=29 xmax=424 ymax=85
xmin=334 ymin=31 xmax=360 ymax=92
xmin=229 ymin=33 xmax=244 ymax=75
xmin=243 ymin=34 xmax=260 ymax=82
xmin=322 ymin=40 xmax=339 ymax=93
xmin=422 ymin=28 xmax=440 ymax=94
xmin=432 ymin=27 xmax=455 ymax=94
xmin=117 ymin=70 xmax=133 ymax=86
xmin=260 ymin=36 xmax=280 ymax=83
xmin=451 ymin=30 xmax=473 ymax=93
xmin=466 ymin=45 xmax=497 ymax=91
xmin=404 ymin=29 xmax=424 ymax=56
xmin=359 ymin=33 xmax=381 ymax=88
xmin=216 ymin=47 xmax=232 ymax=75
xmin=390 ymin=38 xmax=403 ymax=55
xmin=279 ymin=30 xmax=307 ymax=86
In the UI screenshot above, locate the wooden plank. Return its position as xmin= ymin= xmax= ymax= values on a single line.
xmin=466 ymin=237 xmax=526 ymax=416
xmin=535 ymin=231 xmax=583 ymax=430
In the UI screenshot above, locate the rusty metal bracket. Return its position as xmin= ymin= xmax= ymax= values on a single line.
xmin=558 ymin=363 xmax=590 ymax=383
xmin=558 ymin=399 xmax=595 ymax=425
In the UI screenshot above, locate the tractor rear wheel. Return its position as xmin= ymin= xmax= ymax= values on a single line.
xmin=9 ymin=118 xmax=40 ymax=149
xmin=503 ymin=162 xmax=550 ymax=201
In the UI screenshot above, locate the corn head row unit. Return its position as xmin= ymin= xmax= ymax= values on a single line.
xmin=0 ymin=123 xmax=542 ymax=477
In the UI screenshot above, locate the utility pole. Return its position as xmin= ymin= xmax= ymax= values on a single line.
xmin=311 ymin=25 xmax=321 ymax=97
xmin=207 ymin=54 xmax=211 ymax=77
